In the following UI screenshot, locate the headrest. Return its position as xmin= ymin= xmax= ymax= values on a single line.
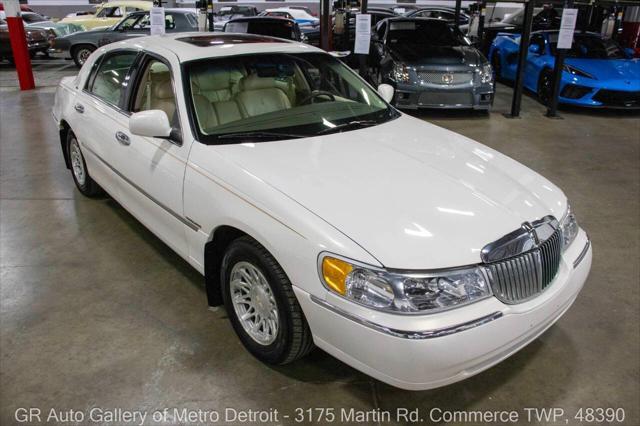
xmin=151 ymin=72 xmax=173 ymax=100
xmin=240 ymin=74 xmax=279 ymax=91
xmin=191 ymin=69 xmax=232 ymax=92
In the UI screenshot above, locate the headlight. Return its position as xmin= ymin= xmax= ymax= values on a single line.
xmin=392 ymin=63 xmax=410 ymax=83
xmin=560 ymin=204 xmax=579 ymax=251
xmin=563 ymin=64 xmax=595 ymax=79
xmin=320 ymin=256 xmax=492 ymax=314
xmin=478 ymin=63 xmax=493 ymax=84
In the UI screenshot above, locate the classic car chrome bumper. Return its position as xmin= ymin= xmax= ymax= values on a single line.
xmin=295 ymin=230 xmax=591 ymax=390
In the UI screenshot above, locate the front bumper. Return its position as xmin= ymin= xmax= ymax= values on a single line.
xmin=558 ymin=81 xmax=640 ymax=109
xmin=47 ymin=47 xmax=71 ymax=60
xmin=295 ymin=230 xmax=591 ymax=390
xmin=394 ymin=83 xmax=494 ymax=110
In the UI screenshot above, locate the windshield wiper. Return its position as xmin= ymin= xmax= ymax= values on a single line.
xmin=316 ymin=120 xmax=379 ymax=135
xmin=215 ymin=131 xmax=306 ymax=142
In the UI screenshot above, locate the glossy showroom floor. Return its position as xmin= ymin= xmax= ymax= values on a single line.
xmin=1 ymin=60 xmax=639 ymax=425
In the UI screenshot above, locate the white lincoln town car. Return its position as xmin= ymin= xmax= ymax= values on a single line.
xmin=52 ymin=33 xmax=592 ymax=390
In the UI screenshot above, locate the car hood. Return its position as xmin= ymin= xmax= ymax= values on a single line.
xmin=390 ymin=45 xmax=484 ymax=67
xmin=566 ymin=58 xmax=640 ymax=85
xmin=215 ymin=115 xmax=566 ymax=269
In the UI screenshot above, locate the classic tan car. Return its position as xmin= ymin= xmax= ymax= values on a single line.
xmin=59 ymin=0 xmax=152 ymax=30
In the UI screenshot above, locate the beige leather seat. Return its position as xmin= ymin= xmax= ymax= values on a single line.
xmin=236 ymin=75 xmax=292 ymax=117
xmin=149 ymin=72 xmax=177 ymax=127
xmin=191 ymin=68 xmax=243 ymax=103
xmin=193 ymin=94 xmax=218 ymax=131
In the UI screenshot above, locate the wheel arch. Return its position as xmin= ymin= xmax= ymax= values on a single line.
xmin=204 ymin=225 xmax=250 ymax=306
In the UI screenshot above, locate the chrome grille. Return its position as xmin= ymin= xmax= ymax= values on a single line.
xmin=417 ymin=71 xmax=473 ymax=85
xmin=485 ymin=228 xmax=562 ymax=304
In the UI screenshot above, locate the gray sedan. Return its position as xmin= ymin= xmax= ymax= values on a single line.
xmin=49 ymin=9 xmax=198 ymax=67
xmin=369 ymin=18 xmax=494 ymax=110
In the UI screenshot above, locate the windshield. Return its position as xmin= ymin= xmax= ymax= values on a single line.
xmin=96 ymin=6 xmax=122 ymax=18
xmin=225 ymin=21 xmax=298 ymax=40
xmin=22 ymin=12 xmax=47 ymax=23
xmin=550 ymin=33 xmax=626 ymax=59
xmin=388 ymin=20 xmax=469 ymax=47
xmin=186 ymin=52 xmax=397 ymax=144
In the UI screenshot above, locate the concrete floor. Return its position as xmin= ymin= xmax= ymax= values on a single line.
xmin=1 ymin=60 xmax=639 ymax=425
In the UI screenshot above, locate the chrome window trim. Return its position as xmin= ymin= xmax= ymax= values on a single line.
xmin=573 ymin=238 xmax=591 ymax=269
xmin=310 ymin=295 xmax=502 ymax=339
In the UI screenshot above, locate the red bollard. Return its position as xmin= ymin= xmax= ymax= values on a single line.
xmin=6 ymin=16 xmax=35 ymax=91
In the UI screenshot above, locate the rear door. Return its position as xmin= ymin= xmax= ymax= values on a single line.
xmin=71 ymin=50 xmax=139 ymax=198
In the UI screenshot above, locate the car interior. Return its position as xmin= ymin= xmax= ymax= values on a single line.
xmin=189 ymin=61 xmax=311 ymax=132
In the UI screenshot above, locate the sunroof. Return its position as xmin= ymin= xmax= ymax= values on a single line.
xmin=176 ymin=34 xmax=286 ymax=47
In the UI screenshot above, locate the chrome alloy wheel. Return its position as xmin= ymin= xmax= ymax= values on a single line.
xmin=230 ymin=261 xmax=279 ymax=346
xmin=69 ymin=137 xmax=86 ymax=186
xmin=77 ymin=48 xmax=92 ymax=66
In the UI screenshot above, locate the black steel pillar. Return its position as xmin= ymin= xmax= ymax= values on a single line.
xmin=454 ymin=0 xmax=462 ymax=26
xmin=546 ymin=0 xmax=574 ymax=118
xmin=207 ymin=0 xmax=213 ymax=32
xmin=506 ymin=0 xmax=535 ymax=118
xmin=477 ymin=0 xmax=486 ymax=49
xmin=319 ymin=0 xmax=331 ymax=51
xmin=358 ymin=0 xmax=369 ymax=77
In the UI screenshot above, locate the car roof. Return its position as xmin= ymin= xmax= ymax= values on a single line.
xmin=229 ymin=16 xmax=297 ymax=24
xmin=106 ymin=32 xmax=321 ymax=62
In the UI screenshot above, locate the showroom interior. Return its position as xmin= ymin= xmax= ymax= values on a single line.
xmin=1 ymin=0 xmax=639 ymax=424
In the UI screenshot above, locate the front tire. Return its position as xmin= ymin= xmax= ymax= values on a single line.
xmin=222 ymin=236 xmax=314 ymax=365
xmin=66 ymin=131 xmax=102 ymax=197
xmin=491 ymin=52 xmax=502 ymax=81
xmin=537 ymin=69 xmax=554 ymax=106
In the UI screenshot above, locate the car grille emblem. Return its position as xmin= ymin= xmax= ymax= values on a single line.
xmin=442 ymin=73 xmax=454 ymax=84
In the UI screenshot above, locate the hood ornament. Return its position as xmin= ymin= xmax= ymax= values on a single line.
xmin=481 ymin=216 xmax=559 ymax=263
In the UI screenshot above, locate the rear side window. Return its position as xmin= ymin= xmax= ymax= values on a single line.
xmin=87 ymin=52 xmax=137 ymax=107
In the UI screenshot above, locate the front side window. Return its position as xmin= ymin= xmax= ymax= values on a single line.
xmin=186 ymin=52 xmax=397 ymax=144
xmin=132 ymin=59 xmax=179 ymax=129
xmin=88 ymin=52 xmax=137 ymax=106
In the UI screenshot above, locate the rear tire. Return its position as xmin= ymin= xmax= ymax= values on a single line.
xmin=66 ymin=131 xmax=102 ymax=197
xmin=222 ymin=236 xmax=314 ymax=365
xmin=72 ymin=45 xmax=95 ymax=68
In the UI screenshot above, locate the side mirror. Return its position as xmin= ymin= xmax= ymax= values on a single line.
xmin=377 ymin=83 xmax=394 ymax=103
xmin=129 ymin=110 xmax=171 ymax=138
xmin=528 ymin=44 xmax=541 ymax=55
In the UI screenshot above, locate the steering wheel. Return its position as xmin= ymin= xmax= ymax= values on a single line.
xmin=300 ymin=90 xmax=336 ymax=105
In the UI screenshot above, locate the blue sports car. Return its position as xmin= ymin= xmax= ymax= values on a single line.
xmin=489 ymin=30 xmax=640 ymax=108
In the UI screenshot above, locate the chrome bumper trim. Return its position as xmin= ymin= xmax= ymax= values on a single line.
xmin=573 ymin=238 xmax=591 ymax=269
xmin=310 ymin=295 xmax=503 ymax=339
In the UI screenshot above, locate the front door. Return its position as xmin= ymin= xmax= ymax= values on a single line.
xmin=108 ymin=54 xmax=192 ymax=258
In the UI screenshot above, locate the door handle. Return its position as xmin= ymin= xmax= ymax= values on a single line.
xmin=74 ymin=104 xmax=84 ymax=114
xmin=115 ymin=131 xmax=130 ymax=146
